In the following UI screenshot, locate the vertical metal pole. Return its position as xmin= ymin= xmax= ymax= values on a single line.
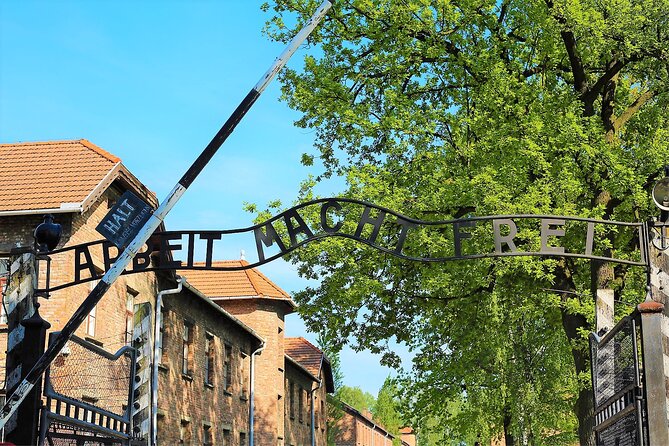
xmin=7 ymin=303 xmax=50 ymax=446
xmin=0 ymin=0 xmax=333 ymax=428
xmin=632 ymin=318 xmax=645 ymax=446
xmin=128 ymin=339 xmax=138 ymax=438
xmin=638 ymin=301 xmax=669 ymax=445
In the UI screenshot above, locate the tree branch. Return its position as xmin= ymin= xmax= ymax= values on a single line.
xmin=613 ymin=90 xmax=658 ymax=132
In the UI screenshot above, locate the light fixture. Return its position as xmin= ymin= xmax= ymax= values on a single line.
xmin=33 ymin=214 xmax=62 ymax=252
xmin=652 ymin=166 xmax=669 ymax=212
xmin=651 ymin=166 xmax=669 ymax=250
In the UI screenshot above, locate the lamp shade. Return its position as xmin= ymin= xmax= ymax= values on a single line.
xmin=652 ymin=177 xmax=669 ymax=211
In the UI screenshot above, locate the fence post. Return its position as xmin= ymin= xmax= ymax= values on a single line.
xmin=638 ymin=300 xmax=669 ymax=444
xmin=3 ymin=249 xmax=49 ymax=444
xmin=15 ymin=303 xmax=50 ymax=445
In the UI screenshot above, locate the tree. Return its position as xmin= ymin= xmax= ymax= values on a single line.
xmin=317 ymin=332 xmax=346 ymax=445
xmin=372 ymin=377 xmax=402 ymax=445
xmin=338 ymin=385 xmax=377 ymax=412
xmin=261 ymin=0 xmax=669 ymax=444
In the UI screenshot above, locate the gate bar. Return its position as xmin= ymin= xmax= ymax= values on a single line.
xmin=0 ymin=0 xmax=333 ymax=428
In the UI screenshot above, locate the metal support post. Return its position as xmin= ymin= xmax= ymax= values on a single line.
xmin=7 ymin=303 xmax=51 ymax=445
xmin=637 ymin=300 xmax=669 ymax=445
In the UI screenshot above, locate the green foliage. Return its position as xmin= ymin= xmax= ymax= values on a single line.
xmin=338 ymin=385 xmax=377 ymax=412
xmin=260 ymin=0 xmax=669 ymax=444
xmin=373 ymin=377 xmax=403 ymax=445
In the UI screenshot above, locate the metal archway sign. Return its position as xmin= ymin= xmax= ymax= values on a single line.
xmin=39 ymin=197 xmax=653 ymax=293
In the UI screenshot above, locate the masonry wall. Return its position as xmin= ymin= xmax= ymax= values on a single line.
xmin=219 ymin=298 xmax=290 ymax=446
xmin=284 ymin=360 xmax=329 ymax=446
xmin=157 ymin=286 xmax=257 ymax=445
xmin=334 ymin=410 xmax=356 ymax=446
xmin=334 ymin=408 xmax=394 ymax=446
xmin=0 ymin=186 xmax=156 ymax=354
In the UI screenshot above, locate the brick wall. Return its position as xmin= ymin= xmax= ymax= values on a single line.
xmin=157 ymin=283 xmax=258 ymax=445
xmin=334 ymin=406 xmax=394 ymax=446
xmin=219 ymin=298 xmax=291 ymax=445
xmin=285 ymin=360 xmax=317 ymax=446
xmin=282 ymin=361 xmax=328 ymax=446
xmin=0 ymin=189 xmax=156 ymax=353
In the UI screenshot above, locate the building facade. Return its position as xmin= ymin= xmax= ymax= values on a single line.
xmin=333 ymin=403 xmax=396 ymax=446
xmin=155 ymin=278 xmax=263 ymax=445
xmin=0 ymin=139 xmax=333 ymax=445
xmin=181 ymin=263 xmax=335 ymax=446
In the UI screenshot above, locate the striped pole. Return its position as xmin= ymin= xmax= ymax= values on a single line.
xmin=0 ymin=0 xmax=332 ymax=429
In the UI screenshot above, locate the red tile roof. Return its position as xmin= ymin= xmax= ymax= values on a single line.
xmin=0 ymin=139 xmax=157 ymax=214
xmin=284 ymin=337 xmax=335 ymax=392
xmin=179 ymin=260 xmax=294 ymax=303
xmin=285 ymin=337 xmax=324 ymax=377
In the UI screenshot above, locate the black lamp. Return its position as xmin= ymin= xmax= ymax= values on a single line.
xmin=34 ymin=214 xmax=62 ymax=253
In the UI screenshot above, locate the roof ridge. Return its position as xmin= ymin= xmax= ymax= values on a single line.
xmin=286 ymin=336 xmax=322 ymax=354
xmin=191 ymin=260 xmax=243 ymax=266
xmin=245 ymin=267 xmax=265 ymax=297
xmin=78 ymin=139 xmax=121 ymax=163
xmin=0 ymin=139 xmax=85 ymax=147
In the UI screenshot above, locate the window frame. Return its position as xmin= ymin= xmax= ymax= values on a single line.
xmin=182 ymin=321 xmax=194 ymax=376
xmin=125 ymin=287 xmax=138 ymax=346
xmin=205 ymin=333 xmax=215 ymax=386
xmin=223 ymin=343 xmax=233 ymax=391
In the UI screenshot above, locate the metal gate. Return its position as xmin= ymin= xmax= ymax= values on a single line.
xmin=39 ymin=332 xmax=137 ymax=446
xmin=590 ymin=314 xmax=647 ymax=446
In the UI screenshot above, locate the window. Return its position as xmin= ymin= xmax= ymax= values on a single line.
xmin=205 ymin=334 xmax=215 ymax=386
xmin=125 ymin=288 xmax=137 ymax=345
xmin=298 ymin=386 xmax=304 ymax=422
xmin=224 ymin=344 xmax=232 ymax=390
xmin=157 ymin=305 xmax=166 ymax=363
xmin=203 ymin=424 xmax=212 ymax=446
xmin=239 ymin=432 xmax=246 ymax=446
xmin=240 ymin=351 xmax=249 ymax=398
xmin=222 ymin=428 xmax=231 ymax=446
xmin=321 ymin=399 xmax=325 ymax=429
xmin=182 ymin=322 xmax=193 ymax=376
xmin=179 ymin=420 xmax=191 ymax=445
xmin=86 ymin=280 xmax=98 ymax=337
xmin=314 ymin=396 xmax=319 ymax=428
xmin=86 ymin=305 xmax=97 ymax=337
xmin=289 ymin=381 xmax=295 ymax=419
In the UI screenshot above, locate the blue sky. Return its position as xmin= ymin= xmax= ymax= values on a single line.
xmin=0 ymin=1 xmax=406 ymax=396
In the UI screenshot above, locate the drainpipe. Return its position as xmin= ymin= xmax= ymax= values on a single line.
xmin=309 ymin=380 xmax=322 ymax=446
xmin=249 ymin=340 xmax=266 ymax=446
xmin=310 ymin=355 xmax=325 ymax=446
xmin=151 ymin=277 xmax=183 ymax=446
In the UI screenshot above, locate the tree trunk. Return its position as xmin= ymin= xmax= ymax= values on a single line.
xmin=503 ymin=412 xmax=515 ymax=446
xmin=555 ymin=265 xmax=596 ymax=446
xmin=561 ymin=309 xmax=595 ymax=446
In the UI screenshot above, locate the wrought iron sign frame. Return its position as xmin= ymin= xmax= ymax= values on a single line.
xmin=35 ymin=197 xmax=661 ymax=293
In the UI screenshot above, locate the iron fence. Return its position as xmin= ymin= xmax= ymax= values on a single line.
xmin=590 ymin=314 xmax=647 ymax=446
xmin=39 ymin=332 xmax=137 ymax=445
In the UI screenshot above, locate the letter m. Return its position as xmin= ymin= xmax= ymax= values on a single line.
xmin=254 ymin=222 xmax=287 ymax=262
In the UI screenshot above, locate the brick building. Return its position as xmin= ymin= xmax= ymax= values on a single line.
xmin=0 ymin=139 xmax=333 ymax=445
xmin=333 ymin=402 xmax=397 ymax=446
xmin=155 ymin=276 xmax=264 ymax=445
xmin=398 ymin=427 xmax=416 ymax=446
xmin=181 ymin=263 xmax=335 ymax=446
